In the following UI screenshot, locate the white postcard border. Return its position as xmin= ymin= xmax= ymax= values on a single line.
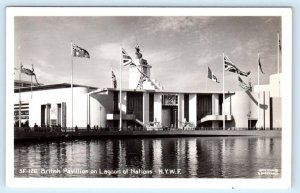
xmin=6 ymin=7 xmax=292 ymax=189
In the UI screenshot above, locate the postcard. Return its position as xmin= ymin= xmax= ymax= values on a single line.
xmin=6 ymin=7 xmax=292 ymax=189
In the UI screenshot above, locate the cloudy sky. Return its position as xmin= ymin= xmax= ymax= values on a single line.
xmin=14 ymin=16 xmax=281 ymax=92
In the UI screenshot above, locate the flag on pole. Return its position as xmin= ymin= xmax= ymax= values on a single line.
xmin=21 ymin=64 xmax=40 ymax=85
xmin=122 ymin=48 xmax=133 ymax=66
xmin=208 ymin=67 xmax=219 ymax=83
xmin=238 ymin=76 xmax=251 ymax=91
xmin=21 ymin=65 xmax=35 ymax=76
xmin=72 ymin=43 xmax=90 ymax=58
xmin=258 ymin=56 xmax=264 ymax=74
xmin=223 ymin=54 xmax=250 ymax=77
xmin=279 ymin=39 xmax=282 ymax=51
xmin=112 ymin=70 xmax=117 ymax=88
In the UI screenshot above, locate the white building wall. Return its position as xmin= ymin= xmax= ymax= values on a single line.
xmin=272 ymin=98 xmax=282 ymax=128
xmin=143 ymin=92 xmax=149 ymax=125
xmin=250 ymin=92 xmax=259 ymax=123
xmin=89 ymin=91 xmax=114 ymax=128
xmin=262 ymin=91 xmax=271 ymax=129
xmin=270 ymin=73 xmax=282 ymax=98
xmin=224 ymin=94 xmax=232 ymax=116
xmin=120 ymin=91 xmax=127 ymax=114
xmin=89 ymin=97 xmax=102 ymax=128
xmin=229 ymin=92 xmax=251 ymax=128
xmin=253 ymin=85 xmax=271 ymax=128
xmin=15 ymin=87 xmax=89 ymax=128
xmin=120 ymin=91 xmax=127 ymax=129
xmin=28 ymin=99 xmax=40 ymax=127
xmin=154 ymin=93 xmax=162 ymax=124
xmin=212 ymin=94 xmax=219 ymax=128
xmin=212 ymin=94 xmax=219 ymax=115
xmin=227 ymin=91 xmax=271 ymax=129
xmin=178 ymin=94 xmax=184 ymax=128
xmin=73 ymin=88 xmax=89 ymax=127
xmin=189 ymin=94 xmax=197 ymax=126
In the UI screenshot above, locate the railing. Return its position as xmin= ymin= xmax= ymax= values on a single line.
xmin=194 ymin=127 xmax=282 ymax=131
xmin=14 ymin=126 xmax=282 ymax=133
xmin=14 ymin=126 xmax=149 ymax=133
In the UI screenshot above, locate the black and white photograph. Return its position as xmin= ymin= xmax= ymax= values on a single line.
xmin=6 ymin=7 xmax=292 ymax=188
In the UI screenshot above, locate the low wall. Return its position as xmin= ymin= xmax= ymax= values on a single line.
xmin=15 ymin=130 xmax=282 ymax=141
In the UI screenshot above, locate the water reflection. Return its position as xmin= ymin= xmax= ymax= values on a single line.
xmin=14 ymin=137 xmax=281 ymax=178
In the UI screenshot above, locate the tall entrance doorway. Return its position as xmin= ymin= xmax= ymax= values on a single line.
xmin=161 ymin=106 xmax=178 ymax=128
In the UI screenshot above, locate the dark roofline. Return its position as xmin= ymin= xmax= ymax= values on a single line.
xmin=14 ymin=83 xmax=98 ymax=93
xmin=105 ymin=87 xmax=235 ymax=94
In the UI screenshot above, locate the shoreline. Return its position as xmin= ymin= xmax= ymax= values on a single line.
xmin=14 ymin=129 xmax=282 ymax=142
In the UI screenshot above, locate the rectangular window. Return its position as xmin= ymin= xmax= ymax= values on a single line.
xmin=113 ymin=91 xmax=119 ymax=114
xmin=184 ymin=94 xmax=189 ymax=121
xmin=197 ymin=94 xmax=212 ymax=121
xmin=61 ymin=102 xmax=66 ymax=128
xmin=127 ymin=92 xmax=143 ymax=121
xmin=149 ymin=93 xmax=154 ymax=122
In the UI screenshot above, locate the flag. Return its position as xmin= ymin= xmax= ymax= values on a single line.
xmin=122 ymin=48 xmax=133 ymax=66
xmin=238 ymin=76 xmax=251 ymax=91
xmin=224 ymin=55 xmax=237 ymax=73
xmin=21 ymin=64 xmax=40 ymax=85
xmin=112 ymin=70 xmax=117 ymax=88
xmin=224 ymin=54 xmax=250 ymax=77
xmin=258 ymin=56 xmax=264 ymax=74
xmin=21 ymin=65 xmax=35 ymax=76
xmin=208 ymin=67 xmax=219 ymax=83
xmin=72 ymin=43 xmax=90 ymax=58
xmin=279 ymin=39 xmax=281 ymax=51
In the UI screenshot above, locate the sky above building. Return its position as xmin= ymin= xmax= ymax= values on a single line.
xmin=14 ymin=16 xmax=281 ymax=92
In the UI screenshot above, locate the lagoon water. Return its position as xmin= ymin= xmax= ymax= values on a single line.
xmin=14 ymin=137 xmax=281 ymax=178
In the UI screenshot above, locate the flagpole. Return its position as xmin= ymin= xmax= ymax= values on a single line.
xmin=19 ymin=62 xmax=22 ymax=128
xmin=257 ymin=52 xmax=260 ymax=130
xmin=30 ymin=64 xmax=33 ymax=99
xmin=119 ymin=45 xmax=123 ymax=131
xmin=111 ymin=67 xmax=113 ymax=88
xmin=222 ymin=53 xmax=225 ymax=130
xmin=71 ymin=41 xmax=74 ymax=129
xmin=30 ymin=75 xmax=32 ymax=99
xmin=277 ymin=32 xmax=280 ymax=97
xmin=205 ymin=66 xmax=208 ymax=92
xmin=277 ymin=32 xmax=280 ymax=75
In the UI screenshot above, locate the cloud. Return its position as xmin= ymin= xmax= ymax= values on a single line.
xmin=94 ymin=36 xmax=137 ymax=63
xmin=146 ymin=49 xmax=179 ymax=65
xmin=34 ymin=67 xmax=65 ymax=84
xmin=143 ymin=17 xmax=213 ymax=34
xmin=33 ymin=58 xmax=54 ymax=69
xmin=94 ymin=43 xmax=120 ymax=62
xmin=197 ymin=51 xmax=220 ymax=67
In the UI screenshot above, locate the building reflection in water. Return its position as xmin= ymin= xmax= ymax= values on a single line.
xmin=152 ymin=139 xmax=162 ymax=177
xmin=187 ymin=139 xmax=197 ymax=177
xmin=14 ymin=137 xmax=281 ymax=178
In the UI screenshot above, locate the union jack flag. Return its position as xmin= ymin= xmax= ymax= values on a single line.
xmin=122 ymin=48 xmax=133 ymax=66
xmin=224 ymin=54 xmax=250 ymax=77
